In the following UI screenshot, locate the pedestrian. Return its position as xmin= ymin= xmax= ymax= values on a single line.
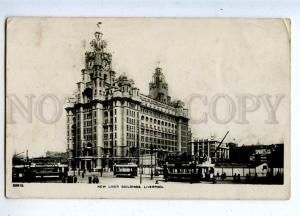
xmin=216 ymin=172 xmax=220 ymax=180
xmin=95 ymin=176 xmax=99 ymax=184
xmin=233 ymin=173 xmax=237 ymax=182
xmin=221 ymin=173 xmax=224 ymax=181
xmin=100 ymin=167 xmax=103 ymax=177
xmin=213 ymin=177 xmax=216 ymax=184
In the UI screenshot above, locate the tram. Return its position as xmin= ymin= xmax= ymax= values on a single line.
xmin=162 ymin=131 xmax=230 ymax=183
xmin=113 ymin=164 xmax=138 ymax=178
xmin=12 ymin=163 xmax=68 ymax=182
xmin=163 ymin=162 xmax=215 ymax=183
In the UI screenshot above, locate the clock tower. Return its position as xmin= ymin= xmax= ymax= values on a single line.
xmin=149 ymin=67 xmax=170 ymax=104
xmin=83 ymin=24 xmax=115 ymax=87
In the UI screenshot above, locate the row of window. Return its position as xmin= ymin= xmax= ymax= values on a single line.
xmin=104 ymin=125 xmax=113 ymax=132
xmin=141 ymin=107 xmax=175 ymax=121
xmin=127 ymin=140 xmax=136 ymax=147
xmin=84 ymin=112 xmax=92 ymax=119
xmin=126 ymin=133 xmax=136 ymax=141
xmin=141 ymin=132 xmax=176 ymax=139
xmin=84 ymin=121 xmax=92 ymax=127
xmin=103 ymin=132 xmax=137 ymax=141
xmin=104 ymin=118 xmax=113 ymax=124
xmin=141 ymin=124 xmax=176 ymax=133
xmin=126 ymin=117 xmax=136 ymax=125
xmin=126 ymin=108 xmax=137 ymax=117
xmin=104 ymin=133 xmax=114 ymax=139
xmin=140 ymin=143 xmax=176 ymax=151
xmin=104 ymin=140 xmax=137 ymax=148
xmin=84 ymin=135 xmax=93 ymax=140
xmin=84 ymin=128 xmax=92 ymax=134
xmin=75 ymin=139 xmax=180 ymax=151
xmin=76 ymin=109 xmax=179 ymax=128
xmin=141 ymin=137 xmax=176 ymax=145
xmin=103 ymin=101 xmax=136 ymax=110
xmin=127 ymin=124 xmax=136 ymax=132
xmin=104 ymin=108 xmax=138 ymax=119
xmin=141 ymin=115 xmax=175 ymax=128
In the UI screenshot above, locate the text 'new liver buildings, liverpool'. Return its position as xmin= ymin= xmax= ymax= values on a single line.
xmin=66 ymin=25 xmax=191 ymax=171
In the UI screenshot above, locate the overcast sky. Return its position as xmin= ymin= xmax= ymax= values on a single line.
xmin=6 ymin=18 xmax=290 ymax=157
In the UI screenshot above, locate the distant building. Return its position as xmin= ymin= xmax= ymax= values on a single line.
xmin=191 ymin=137 xmax=230 ymax=162
xmin=252 ymin=144 xmax=283 ymax=165
xmin=45 ymin=151 xmax=68 ymax=159
xmin=65 ymin=24 xmax=191 ymax=171
xmin=254 ymin=146 xmax=272 ymax=163
xmin=227 ymin=143 xmax=284 ymax=166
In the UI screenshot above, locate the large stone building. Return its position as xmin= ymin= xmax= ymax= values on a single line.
xmin=191 ymin=137 xmax=230 ymax=162
xmin=65 ymin=25 xmax=191 ymax=171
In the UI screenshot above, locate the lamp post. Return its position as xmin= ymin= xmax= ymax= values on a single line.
xmin=150 ymin=133 xmax=159 ymax=180
xmin=73 ymin=159 xmax=76 ymax=176
xmin=135 ymin=126 xmax=143 ymax=184
xmin=150 ymin=144 xmax=154 ymax=180
xmin=140 ymin=149 xmax=143 ymax=184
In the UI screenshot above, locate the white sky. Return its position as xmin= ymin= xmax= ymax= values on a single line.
xmin=6 ymin=18 xmax=290 ymax=157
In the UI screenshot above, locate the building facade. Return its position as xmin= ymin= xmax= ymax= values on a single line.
xmin=65 ymin=25 xmax=191 ymax=171
xmin=191 ymin=138 xmax=230 ymax=162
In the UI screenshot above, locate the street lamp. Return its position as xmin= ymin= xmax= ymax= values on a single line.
xmin=150 ymin=144 xmax=154 ymax=180
xmin=140 ymin=149 xmax=143 ymax=184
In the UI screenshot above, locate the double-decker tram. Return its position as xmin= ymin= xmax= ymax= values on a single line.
xmin=162 ymin=131 xmax=230 ymax=183
xmin=12 ymin=163 xmax=68 ymax=182
xmin=31 ymin=163 xmax=68 ymax=180
xmin=113 ymin=164 xmax=138 ymax=178
xmin=163 ymin=161 xmax=215 ymax=183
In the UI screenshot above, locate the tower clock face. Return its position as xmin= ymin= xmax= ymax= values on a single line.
xmin=102 ymin=59 xmax=110 ymax=70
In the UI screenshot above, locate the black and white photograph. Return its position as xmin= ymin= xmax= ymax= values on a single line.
xmin=5 ymin=17 xmax=290 ymax=199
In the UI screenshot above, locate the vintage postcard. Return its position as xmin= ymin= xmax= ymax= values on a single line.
xmin=5 ymin=17 xmax=290 ymax=199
